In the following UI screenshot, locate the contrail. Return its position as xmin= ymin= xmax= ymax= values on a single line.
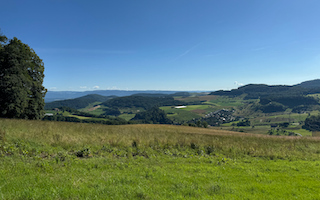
xmin=169 ymin=38 xmax=211 ymax=63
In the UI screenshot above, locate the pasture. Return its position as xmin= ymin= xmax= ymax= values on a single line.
xmin=1 ymin=119 xmax=320 ymax=199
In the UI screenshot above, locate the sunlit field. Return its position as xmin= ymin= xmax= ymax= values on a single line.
xmin=1 ymin=119 xmax=320 ymax=199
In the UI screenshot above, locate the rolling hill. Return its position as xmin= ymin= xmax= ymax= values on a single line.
xmin=44 ymin=94 xmax=116 ymax=110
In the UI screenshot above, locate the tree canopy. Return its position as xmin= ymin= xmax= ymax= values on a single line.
xmin=101 ymin=96 xmax=182 ymax=110
xmin=303 ymin=115 xmax=320 ymax=132
xmin=0 ymin=30 xmax=46 ymax=119
xmin=131 ymin=107 xmax=172 ymax=124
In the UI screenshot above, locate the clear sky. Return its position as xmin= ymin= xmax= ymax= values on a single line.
xmin=1 ymin=0 xmax=320 ymax=91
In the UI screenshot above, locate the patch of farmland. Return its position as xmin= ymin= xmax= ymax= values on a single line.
xmin=191 ymin=109 xmax=207 ymax=114
xmin=175 ymin=95 xmax=218 ymax=102
xmin=182 ymin=105 xmax=211 ymax=111
xmin=78 ymin=101 xmax=102 ymax=112
xmin=160 ymin=106 xmax=201 ymax=123
xmin=88 ymin=105 xmax=100 ymax=111
xmin=118 ymin=113 xmax=136 ymax=121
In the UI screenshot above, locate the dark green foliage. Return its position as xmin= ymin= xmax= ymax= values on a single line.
xmin=295 ymin=79 xmax=320 ymax=88
xmin=131 ymin=107 xmax=172 ymax=124
xmin=268 ymin=129 xmax=297 ymax=136
xmin=102 ymin=96 xmax=183 ymax=110
xmin=0 ymin=34 xmax=46 ymax=119
xmin=76 ymin=148 xmax=91 ymax=157
xmin=279 ymin=122 xmax=289 ymax=128
xmin=102 ymin=107 xmax=121 ymax=116
xmin=202 ymin=121 xmax=208 ymax=128
xmin=45 ymin=94 xmax=114 ymax=110
xmin=259 ymin=96 xmax=318 ymax=108
xmin=188 ymin=123 xmax=197 ymax=127
xmin=237 ymin=119 xmax=250 ymax=126
xmin=292 ymin=105 xmax=310 ymax=113
xmin=254 ymin=102 xmax=287 ymax=113
xmin=303 ymin=115 xmax=320 ymax=131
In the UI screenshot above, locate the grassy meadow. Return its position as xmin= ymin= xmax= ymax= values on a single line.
xmin=1 ymin=118 xmax=320 ymax=199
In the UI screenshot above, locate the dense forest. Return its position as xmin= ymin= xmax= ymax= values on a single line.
xmin=131 ymin=107 xmax=172 ymax=124
xmin=303 ymin=115 xmax=320 ymax=131
xmin=253 ymin=96 xmax=320 ymax=113
xmin=101 ymin=96 xmax=183 ymax=110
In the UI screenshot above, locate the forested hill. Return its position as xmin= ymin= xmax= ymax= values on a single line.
xmin=210 ymin=83 xmax=320 ymax=99
xmin=295 ymin=79 xmax=320 ymax=88
xmin=101 ymin=96 xmax=183 ymax=110
xmin=44 ymin=94 xmax=115 ymax=110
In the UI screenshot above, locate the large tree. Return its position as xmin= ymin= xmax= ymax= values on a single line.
xmin=0 ymin=31 xmax=46 ymax=119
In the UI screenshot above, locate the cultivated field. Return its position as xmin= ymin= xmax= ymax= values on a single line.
xmin=1 ymin=119 xmax=320 ymax=199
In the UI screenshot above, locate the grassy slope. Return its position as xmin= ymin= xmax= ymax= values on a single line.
xmin=118 ymin=113 xmax=136 ymax=121
xmin=1 ymin=119 xmax=320 ymax=199
xmin=161 ymin=96 xmax=249 ymax=123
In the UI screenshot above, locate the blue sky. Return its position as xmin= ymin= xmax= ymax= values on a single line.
xmin=1 ymin=0 xmax=320 ymax=91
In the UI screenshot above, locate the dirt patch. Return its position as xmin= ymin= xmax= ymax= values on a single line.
xmin=88 ymin=105 xmax=100 ymax=111
xmin=191 ymin=109 xmax=207 ymax=114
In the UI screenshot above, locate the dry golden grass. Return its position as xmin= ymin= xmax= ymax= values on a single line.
xmin=1 ymin=118 xmax=320 ymax=160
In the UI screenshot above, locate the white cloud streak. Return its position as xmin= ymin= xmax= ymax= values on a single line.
xmin=169 ymin=40 xmax=209 ymax=63
xmin=93 ymin=86 xmax=99 ymax=89
xmin=234 ymin=81 xmax=244 ymax=86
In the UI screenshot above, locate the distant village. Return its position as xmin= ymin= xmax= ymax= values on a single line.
xmin=187 ymin=109 xmax=239 ymax=126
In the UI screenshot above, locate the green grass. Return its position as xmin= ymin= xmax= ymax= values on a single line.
xmin=182 ymin=105 xmax=211 ymax=111
xmin=293 ymin=128 xmax=312 ymax=136
xmin=207 ymin=97 xmax=245 ymax=107
xmin=78 ymin=101 xmax=102 ymax=112
xmin=118 ymin=113 xmax=136 ymax=121
xmin=1 ymin=118 xmax=320 ymax=199
xmin=160 ymin=107 xmax=201 ymax=123
xmin=220 ymin=121 xmax=240 ymax=126
xmin=160 ymin=104 xmax=219 ymax=123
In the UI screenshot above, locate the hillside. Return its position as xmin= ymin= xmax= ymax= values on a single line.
xmin=211 ymin=82 xmax=320 ymax=99
xmin=101 ymin=96 xmax=183 ymax=110
xmin=295 ymin=79 xmax=320 ymax=88
xmin=1 ymin=119 xmax=320 ymax=199
xmin=44 ymin=94 xmax=115 ymax=110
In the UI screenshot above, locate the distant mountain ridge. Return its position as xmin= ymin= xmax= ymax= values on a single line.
xmin=210 ymin=79 xmax=320 ymax=99
xmin=295 ymin=79 xmax=320 ymax=88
